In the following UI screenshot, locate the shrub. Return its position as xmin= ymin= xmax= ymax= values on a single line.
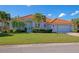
xmin=32 ymin=28 xmax=52 ymax=33
xmin=0 ymin=33 xmax=13 ymax=37
xmin=9 ymin=29 xmax=16 ymax=33
xmin=77 ymin=30 xmax=79 ymax=32
xmin=2 ymin=30 xmax=10 ymax=33
xmin=13 ymin=29 xmax=26 ymax=33
xmin=10 ymin=29 xmax=25 ymax=33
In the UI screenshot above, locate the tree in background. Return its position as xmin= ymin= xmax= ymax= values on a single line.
xmin=33 ymin=13 xmax=46 ymax=28
xmin=72 ymin=18 xmax=79 ymax=32
xmin=0 ymin=11 xmax=11 ymax=32
xmin=12 ymin=17 xmax=25 ymax=32
xmin=12 ymin=20 xmax=25 ymax=28
xmin=72 ymin=18 xmax=79 ymax=24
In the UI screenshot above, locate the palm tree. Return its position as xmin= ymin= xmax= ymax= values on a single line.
xmin=0 ymin=11 xmax=11 ymax=21
xmin=33 ymin=13 xmax=46 ymax=28
xmin=12 ymin=20 xmax=25 ymax=28
xmin=12 ymin=17 xmax=25 ymax=31
xmin=72 ymin=18 xmax=79 ymax=24
xmin=72 ymin=18 xmax=79 ymax=32
xmin=0 ymin=11 xmax=11 ymax=32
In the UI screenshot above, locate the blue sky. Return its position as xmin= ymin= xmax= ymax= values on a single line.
xmin=0 ymin=5 xmax=79 ymax=20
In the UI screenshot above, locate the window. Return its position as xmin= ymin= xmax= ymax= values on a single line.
xmin=53 ymin=25 xmax=54 ymax=27
xmin=44 ymin=24 xmax=46 ymax=27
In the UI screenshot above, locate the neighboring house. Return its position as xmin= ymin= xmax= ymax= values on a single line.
xmin=13 ymin=15 xmax=73 ymax=33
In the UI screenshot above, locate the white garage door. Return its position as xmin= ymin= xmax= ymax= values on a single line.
xmin=57 ymin=25 xmax=72 ymax=33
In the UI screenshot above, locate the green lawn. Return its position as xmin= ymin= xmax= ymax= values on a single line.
xmin=0 ymin=33 xmax=79 ymax=44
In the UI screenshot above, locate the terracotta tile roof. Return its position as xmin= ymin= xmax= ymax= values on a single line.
xmin=19 ymin=15 xmax=73 ymax=25
xmin=50 ymin=18 xmax=73 ymax=25
xmin=20 ymin=14 xmax=51 ymax=22
xmin=20 ymin=14 xmax=33 ymax=19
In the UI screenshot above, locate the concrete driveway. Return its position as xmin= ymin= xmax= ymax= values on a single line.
xmin=67 ymin=33 xmax=79 ymax=37
xmin=0 ymin=43 xmax=79 ymax=53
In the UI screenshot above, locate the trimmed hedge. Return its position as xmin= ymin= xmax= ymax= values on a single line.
xmin=32 ymin=28 xmax=52 ymax=33
xmin=0 ymin=33 xmax=13 ymax=37
xmin=10 ymin=29 xmax=25 ymax=33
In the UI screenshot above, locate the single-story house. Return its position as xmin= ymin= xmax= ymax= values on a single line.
xmin=13 ymin=15 xmax=73 ymax=33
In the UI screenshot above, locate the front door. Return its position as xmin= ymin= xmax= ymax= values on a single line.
xmin=25 ymin=23 xmax=32 ymax=33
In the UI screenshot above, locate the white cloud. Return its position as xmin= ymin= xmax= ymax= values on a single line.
xmin=26 ymin=5 xmax=31 ymax=7
xmin=58 ymin=13 xmax=66 ymax=17
xmin=47 ymin=14 xmax=52 ymax=17
xmin=70 ymin=11 xmax=79 ymax=16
